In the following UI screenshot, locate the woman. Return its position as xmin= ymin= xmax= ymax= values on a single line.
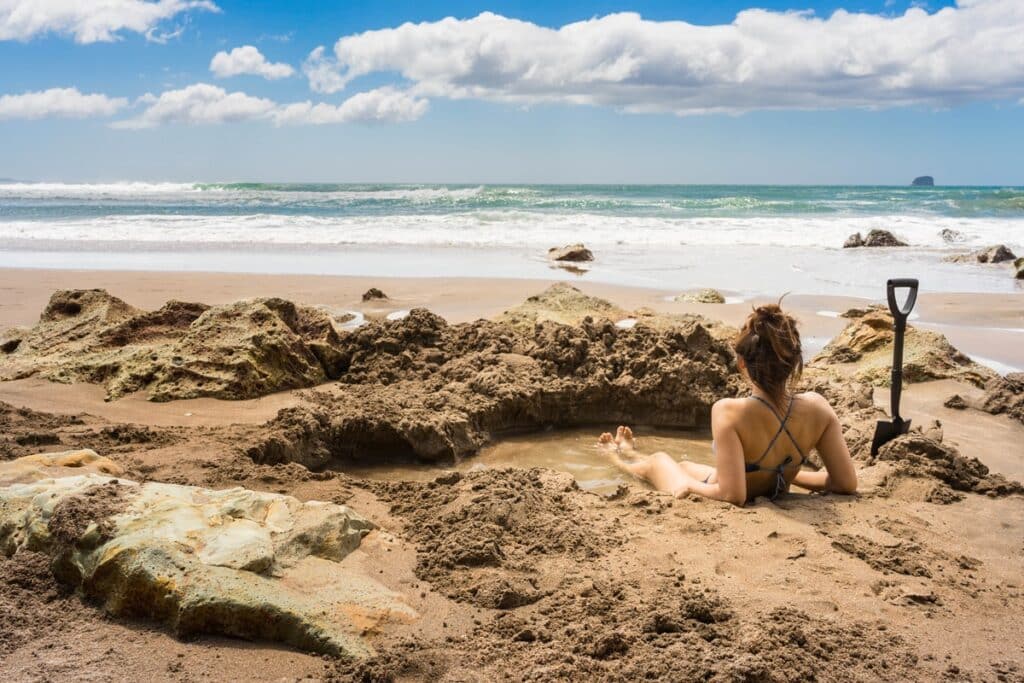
xmin=599 ymin=302 xmax=857 ymax=506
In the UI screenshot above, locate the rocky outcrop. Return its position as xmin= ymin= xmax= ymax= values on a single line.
xmin=0 ymin=290 xmax=352 ymax=401
xmin=361 ymin=288 xmax=388 ymax=301
xmin=248 ymin=286 xmax=741 ymax=466
xmin=810 ymin=307 xmax=995 ymax=388
xmin=912 ymin=176 xmax=935 ymax=187
xmin=978 ymin=373 xmax=1024 ymax=425
xmin=843 ymin=230 xmax=908 ymax=248
xmin=945 ymin=245 xmax=1017 ymax=264
xmin=675 ymin=289 xmax=726 ymax=304
xmin=1015 ymin=257 xmax=1024 ymax=279
xmin=0 ymin=451 xmax=408 ymax=657
xmin=547 ymin=243 xmax=594 ymax=262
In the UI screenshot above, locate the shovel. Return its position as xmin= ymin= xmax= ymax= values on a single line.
xmin=871 ymin=278 xmax=919 ymax=456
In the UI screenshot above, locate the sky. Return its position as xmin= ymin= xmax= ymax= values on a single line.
xmin=1 ymin=0 xmax=1022 ymax=184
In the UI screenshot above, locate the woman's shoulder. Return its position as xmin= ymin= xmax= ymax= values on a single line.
xmin=795 ymin=391 xmax=838 ymax=418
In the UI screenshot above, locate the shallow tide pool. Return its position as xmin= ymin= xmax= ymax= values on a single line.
xmin=338 ymin=427 xmax=714 ymax=495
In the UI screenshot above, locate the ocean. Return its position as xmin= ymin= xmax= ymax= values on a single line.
xmin=1 ymin=182 xmax=1022 ymax=296
xmin=2 ymin=182 xmax=1023 ymax=248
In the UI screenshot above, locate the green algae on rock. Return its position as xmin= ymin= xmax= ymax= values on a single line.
xmin=0 ymin=450 xmax=408 ymax=657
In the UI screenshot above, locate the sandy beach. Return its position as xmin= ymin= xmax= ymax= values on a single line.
xmin=1 ymin=265 xmax=1022 ymax=682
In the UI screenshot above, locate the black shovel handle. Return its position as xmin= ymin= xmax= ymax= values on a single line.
xmin=886 ymin=278 xmax=918 ymax=422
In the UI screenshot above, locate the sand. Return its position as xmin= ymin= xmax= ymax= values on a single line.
xmin=1 ymin=268 xmax=1023 ymax=682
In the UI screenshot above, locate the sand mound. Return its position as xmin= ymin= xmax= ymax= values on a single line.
xmin=248 ymin=301 xmax=740 ymax=466
xmin=810 ymin=307 xmax=995 ymax=388
xmin=367 ymin=468 xmax=622 ymax=609
xmin=335 ymin=580 xmax=919 ymax=682
xmin=0 ymin=290 xmax=351 ymax=401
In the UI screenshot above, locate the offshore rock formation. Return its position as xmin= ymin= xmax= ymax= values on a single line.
xmin=912 ymin=176 xmax=935 ymax=186
xmin=0 ymin=290 xmax=350 ymax=401
xmin=0 ymin=451 xmax=405 ymax=657
xmin=809 ymin=307 xmax=994 ymax=388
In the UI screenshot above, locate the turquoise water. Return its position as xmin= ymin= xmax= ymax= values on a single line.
xmin=1 ymin=182 xmax=1021 ymax=249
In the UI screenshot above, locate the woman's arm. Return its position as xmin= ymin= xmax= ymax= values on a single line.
xmin=676 ymin=400 xmax=748 ymax=506
xmin=792 ymin=395 xmax=857 ymax=495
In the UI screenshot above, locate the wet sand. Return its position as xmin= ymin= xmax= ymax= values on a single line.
xmin=1 ymin=268 xmax=1023 ymax=682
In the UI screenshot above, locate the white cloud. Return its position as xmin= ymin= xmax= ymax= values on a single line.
xmin=303 ymin=46 xmax=348 ymax=94
xmin=210 ymin=45 xmax=294 ymax=80
xmin=112 ymin=83 xmax=427 ymax=128
xmin=0 ymin=0 xmax=218 ymax=44
xmin=0 ymin=87 xmax=128 ymax=120
xmin=305 ymin=1 xmax=1024 ymax=114
xmin=274 ymin=87 xmax=428 ymax=125
xmin=111 ymin=83 xmax=276 ymax=129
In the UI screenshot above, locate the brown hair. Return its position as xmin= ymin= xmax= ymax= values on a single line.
xmin=733 ymin=299 xmax=803 ymax=407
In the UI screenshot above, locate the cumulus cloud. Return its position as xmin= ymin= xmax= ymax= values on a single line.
xmin=0 ymin=87 xmax=128 ymax=120
xmin=111 ymin=83 xmax=276 ymax=129
xmin=112 ymin=83 xmax=427 ymax=128
xmin=273 ymin=87 xmax=428 ymax=125
xmin=0 ymin=0 xmax=218 ymax=44
xmin=305 ymin=1 xmax=1024 ymax=114
xmin=210 ymin=45 xmax=295 ymax=80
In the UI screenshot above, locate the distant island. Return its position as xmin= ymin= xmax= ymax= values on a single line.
xmin=912 ymin=176 xmax=935 ymax=186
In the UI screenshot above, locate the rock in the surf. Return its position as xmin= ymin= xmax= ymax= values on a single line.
xmin=1015 ymin=257 xmax=1024 ymax=279
xmin=547 ymin=243 xmax=594 ymax=262
xmin=675 ymin=289 xmax=726 ymax=304
xmin=940 ymin=228 xmax=966 ymax=243
xmin=0 ymin=450 xmax=405 ymax=657
xmin=946 ymin=245 xmax=1017 ymax=264
xmin=843 ymin=230 xmax=907 ymax=248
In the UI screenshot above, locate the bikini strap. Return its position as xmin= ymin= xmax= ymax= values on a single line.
xmin=748 ymin=395 xmax=806 ymax=465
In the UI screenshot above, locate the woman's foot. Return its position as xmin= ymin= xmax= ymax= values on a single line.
xmin=615 ymin=426 xmax=636 ymax=452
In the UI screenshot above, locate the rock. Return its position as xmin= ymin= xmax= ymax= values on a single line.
xmin=810 ymin=308 xmax=995 ymax=388
xmin=0 ymin=290 xmax=348 ymax=401
xmin=361 ymin=288 xmax=388 ymax=302
xmin=675 ymin=289 xmax=726 ymax=304
xmin=0 ymin=452 xmax=409 ymax=657
xmin=945 ymin=245 xmax=1017 ymax=264
xmin=547 ymin=243 xmax=594 ymax=262
xmin=842 ymin=230 xmax=907 ymax=248
xmin=940 ymin=228 xmax=966 ymax=244
xmin=978 ymin=372 xmax=1024 ymax=425
xmin=912 ymin=176 xmax=935 ymax=187
xmin=1015 ymin=257 xmax=1024 ymax=279
xmin=943 ymin=394 xmax=968 ymax=410
xmin=863 ymin=230 xmax=907 ymax=247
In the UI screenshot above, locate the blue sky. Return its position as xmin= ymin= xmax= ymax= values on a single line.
xmin=1 ymin=0 xmax=1022 ymax=184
